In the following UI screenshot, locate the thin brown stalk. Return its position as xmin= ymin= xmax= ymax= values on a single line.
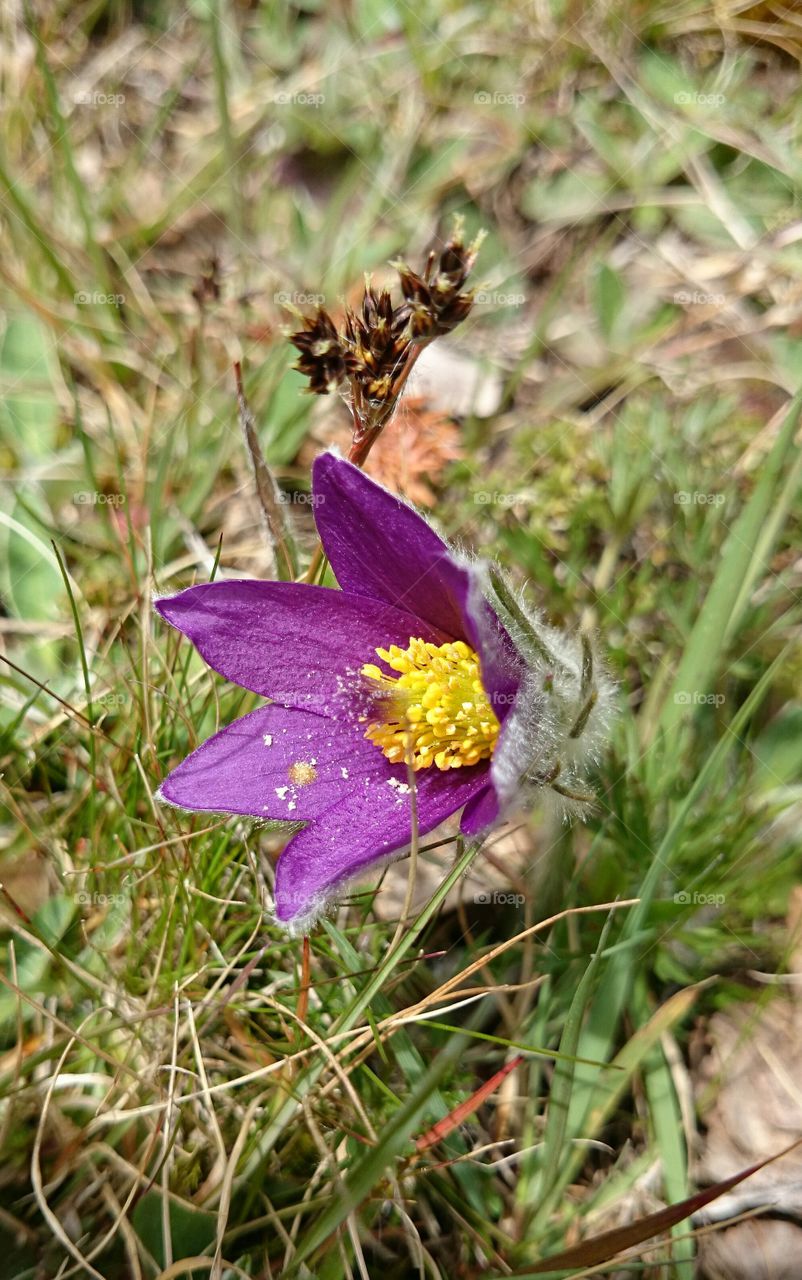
xmin=233 ymin=362 xmax=297 ymax=580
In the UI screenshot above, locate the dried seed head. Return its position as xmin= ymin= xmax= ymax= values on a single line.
xmin=286 ymin=226 xmax=484 ymax=464
xmin=394 ymin=220 xmax=486 ymax=340
xmin=343 ymin=285 xmax=411 ymax=408
xmin=289 ymin=307 xmax=348 ymax=395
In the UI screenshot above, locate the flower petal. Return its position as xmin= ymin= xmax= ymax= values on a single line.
xmin=155 ymin=580 xmax=448 ymax=712
xmin=459 ymin=785 xmax=500 ymax=836
xmin=158 ymin=701 xmax=490 ymax=851
xmin=457 ymin=563 xmax=524 ymax=725
xmin=312 ymin=451 xmax=472 ymax=640
xmin=157 ymin=699 xmax=492 ymax=930
xmin=274 ymin=758 xmax=490 ymax=928
xmin=158 ymin=703 xmax=404 ymax=819
xmin=312 ymin=453 xmax=526 ymax=728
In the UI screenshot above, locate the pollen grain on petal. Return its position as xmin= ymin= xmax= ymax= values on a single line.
xmin=289 ymin=761 xmax=318 ymax=786
xmin=360 ymin=638 xmax=500 ymax=771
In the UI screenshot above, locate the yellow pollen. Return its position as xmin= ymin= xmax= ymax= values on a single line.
xmin=360 ymin=638 xmax=500 ymax=771
xmin=288 ymin=761 xmax=317 ymax=786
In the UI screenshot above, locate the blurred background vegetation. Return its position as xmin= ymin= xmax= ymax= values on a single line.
xmin=1 ymin=1 xmax=802 ymax=1276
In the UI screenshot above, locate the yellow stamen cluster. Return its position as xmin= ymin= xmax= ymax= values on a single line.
xmin=361 ymin=638 xmax=500 ymax=771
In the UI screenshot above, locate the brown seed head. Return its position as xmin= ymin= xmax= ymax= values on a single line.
xmin=394 ymin=221 xmax=485 ymax=340
xmin=343 ymin=286 xmax=411 ymax=407
xmin=289 ymin=307 xmax=348 ymax=395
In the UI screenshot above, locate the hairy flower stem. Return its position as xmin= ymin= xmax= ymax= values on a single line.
xmin=551 ymin=780 xmax=596 ymax=805
xmin=568 ymin=634 xmax=597 ymax=738
xmin=487 ymin=566 xmax=569 ymax=674
xmin=568 ymin=690 xmax=598 ymax=740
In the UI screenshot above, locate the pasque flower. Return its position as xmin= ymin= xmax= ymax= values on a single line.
xmin=156 ymin=454 xmax=613 ymax=933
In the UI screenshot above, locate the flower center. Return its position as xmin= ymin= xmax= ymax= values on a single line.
xmin=360 ymin=638 xmax=500 ymax=771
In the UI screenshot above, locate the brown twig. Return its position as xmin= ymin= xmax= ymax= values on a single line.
xmin=234 ymin=362 xmax=297 ymax=581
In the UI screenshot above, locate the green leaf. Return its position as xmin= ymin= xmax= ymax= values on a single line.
xmin=594 ymin=263 xmax=626 ymax=341
xmin=525 ymin=907 xmax=618 ymax=1226
xmin=568 ymin=647 xmax=791 ymax=1138
xmin=658 ymin=388 xmax=802 ymax=740
xmin=0 ymin=315 xmax=59 ymax=459
xmin=131 ymin=1192 xmax=216 ymax=1271
xmin=521 ymin=168 xmax=614 ymax=224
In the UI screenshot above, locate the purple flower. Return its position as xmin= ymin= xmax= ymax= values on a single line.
xmin=155 ymin=452 xmax=528 ymax=932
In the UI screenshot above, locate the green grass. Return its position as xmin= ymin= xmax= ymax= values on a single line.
xmin=2 ymin=1 xmax=802 ymax=1276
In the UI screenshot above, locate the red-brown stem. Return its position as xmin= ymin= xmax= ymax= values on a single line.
xmin=297 ymin=934 xmax=311 ymax=1028
xmin=413 ymin=1054 xmax=525 ymax=1153
xmin=347 ymin=341 xmax=429 ymax=466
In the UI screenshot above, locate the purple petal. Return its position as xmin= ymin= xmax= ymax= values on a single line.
xmin=157 ymin=698 xmax=492 ymax=928
xmin=312 ymin=453 xmax=525 ymax=727
xmin=455 ymin=565 xmax=524 ymax=726
xmin=155 ymin=580 xmax=448 ymax=713
xmin=312 ymin=452 xmax=473 ymax=640
xmin=159 ymin=704 xmax=395 ymax=820
xmin=460 ymin=785 xmax=500 ymax=836
xmin=274 ymin=758 xmax=490 ymax=926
